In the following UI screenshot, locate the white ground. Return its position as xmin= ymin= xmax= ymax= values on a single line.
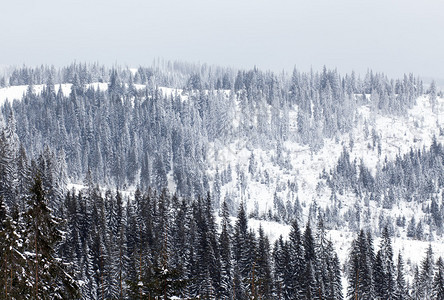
xmin=3 ymin=82 xmax=444 ymax=292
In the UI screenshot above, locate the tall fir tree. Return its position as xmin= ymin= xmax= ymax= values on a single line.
xmin=420 ymin=244 xmax=434 ymax=299
xmin=433 ymin=257 xmax=444 ymax=300
xmin=0 ymin=196 xmax=29 ymax=299
xmin=394 ymin=252 xmax=407 ymax=300
xmin=23 ymin=175 xmax=80 ymax=299
xmin=347 ymin=230 xmax=375 ymax=300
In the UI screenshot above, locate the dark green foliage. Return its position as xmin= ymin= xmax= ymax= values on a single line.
xmin=0 ymin=168 xmax=439 ymax=300
xmin=347 ymin=230 xmax=375 ymax=300
xmin=420 ymin=245 xmax=434 ymax=299
xmin=256 ymin=225 xmax=273 ymax=299
xmin=434 ymin=257 xmax=444 ymax=300
xmin=219 ymin=200 xmax=233 ymax=298
xmin=394 ymin=252 xmax=407 ymax=300
xmin=0 ymin=197 xmax=29 ymax=299
xmin=24 ymin=176 xmax=80 ymax=299
xmin=378 ymin=227 xmax=395 ymax=299
xmin=288 ymin=219 xmax=304 ymax=298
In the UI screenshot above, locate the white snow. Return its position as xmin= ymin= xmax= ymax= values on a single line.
xmin=0 ymin=85 xmax=28 ymax=105
xmin=0 ymin=82 xmax=147 ymax=106
xmin=6 ymin=82 xmax=444 ymax=290
xmin=207 ymin=93 xmax=444 ymax=291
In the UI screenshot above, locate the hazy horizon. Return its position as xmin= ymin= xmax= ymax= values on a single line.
xmin=2 ymin=0 xmax=443 ymax=80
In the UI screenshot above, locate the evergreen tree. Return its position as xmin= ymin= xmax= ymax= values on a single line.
xmin=433 ymin=257 xmax=444 ymax=300
xmin=328 ymin=249 xmax=343 ymax=300
xmin=23 ymin=175 xmax=80 ymax=299
xmin=219 ymin=199 xmax=233 ymax=298
xmin=420 ymin=244 xmax=434 ymax=299
xmin=347 ymin=230 xmax=375 ymax=300
xmin=272 ymin=236 xmax=291 ymax=299
xmin=394 ymin=252 xmax=407 ymax=300
xmin=0 ymin=196 xmax=29 ymax=299
xmin=379 ymin=226 xmax=395 ymax=299
xmin=302 ymin=222 xmax=318 ymax=299
xmin=256 ymin=225 xmax=273 ymax=299
xmin=411 ymin=265 xmax=422 ymax=300
xmin=374 ymin=251 xmax=385 ymax=299
xmin=288 ymin=219 xmax=304 ymax=298
xmin=233 ymin=201 xmax=250 ymax=298
xmin=430 ymin=80 xmax=437 ymax=113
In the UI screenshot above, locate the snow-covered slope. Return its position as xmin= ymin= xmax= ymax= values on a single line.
xmin=211 ymin=94 xmax=444 ymax=214
xmin=209 ymin=93 xmax=444 ymax=288
xmin=5 ymin=81 xmax=444 ymax=289
xmin=0 ymin=82 xmax=149 ymax=106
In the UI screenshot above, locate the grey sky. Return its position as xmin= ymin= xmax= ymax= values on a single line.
xmin=1 ymin=0 xmax=443 ymax=79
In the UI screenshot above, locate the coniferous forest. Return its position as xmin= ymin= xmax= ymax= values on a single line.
xmin=1 ymin=62 xmax=444 ymax=299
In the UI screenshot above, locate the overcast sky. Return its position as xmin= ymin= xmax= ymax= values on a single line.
xmin=1 ymin=0 xmax=443 ymax=79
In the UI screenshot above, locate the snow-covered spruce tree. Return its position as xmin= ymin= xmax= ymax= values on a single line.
xmin=315 ymin=217 xmax=329 ymax=300
xmin=288 ymin=218 xmax=304 ymax=298
xmin=394 ymin=251 xmax=408 ymax=300
xmin=204 ymin=192 xmax=222 ymax=295
xmin=374 ymin=251 xmax=385 ymax=299
xmin=147 ymin=190 xmax=188 ymax=299
xmin=58 ymin=191 xmax=82 ymax=286
xmin=133 ymin=188 xmax=156 ymax=298
xmin=347 ymin=230 xmax=375 ymax=300
xmin=411 ymin=265 xmax=422 ymax=299
xmin=232 ymin=201 xmax=250 ymax=299
xmin=378 ymin=226 xmax=395 ymax=299
xmin=420 ymin=244 xmax=434 ymax=299
xmin=168 ymin=193 xmax=189 ymax=297
xmin=272 ymin=236 xmax=291 ymax=299
xmin=316 ymin=216 xmax=343 ymax=300
xmin=188 ymin=194 xmax=220 ymax=297
xmin=433 ymin=257 xmax=444 ymax=300
xmin=219 ymin=199 xmax=233 ymax=299
xmin=16 ymin=143 xmax=31 ymax=211
xmin=123 ymin=193 xmax=141 ymax=299
xmin=23 ymin=175 xmax=80 ymax=299
xmin=255 ymin=225 xmax=273 ymax=299
xmin=429 ymin=80 xmax=437 ymax=113
xmin=327 ymin=248 xmax=343 ymax=300
xmin=0 ymin=122 xmax=18 ymax=207
xmin=302 ymin=222 xmax=318 ymax=299
xmin=0 ymin=196 xmax=29 ymax=299
xmin=85 ymin=184 xmax=107 ymax=299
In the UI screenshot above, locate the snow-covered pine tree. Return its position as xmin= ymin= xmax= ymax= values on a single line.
xmin=379 ymin=226 xmax=395 ymax=299
xmin=23 ymin=175 xmax=80 ymax=299
xmin=394 ymin=251 xmax=408 ymax=300
xmin=420 ymin=244 xmax=435 ymax=299
xmin=288 ymin=218 xmax=304 ymax=298
xmin=347 ymin=230 xmax=375 ymax=300
xmin=0 ymin=196 xmax=29 ymax=299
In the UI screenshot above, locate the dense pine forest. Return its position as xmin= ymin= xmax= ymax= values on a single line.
xmin=1 ymin=170 xmax=444 ymax=299
xmin=1 ymin=62 xmax=444 ymax=299
xmin=0 ymin=62 xmax=423 ymax=195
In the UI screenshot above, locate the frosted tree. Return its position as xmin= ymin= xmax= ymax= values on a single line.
xmin=23 ymin=176 xmax=80 ymax=299
xmin=429 ymin=80 xmax=437 ymax=113
xmin=420 ymin=244 xmax=434 ymax=299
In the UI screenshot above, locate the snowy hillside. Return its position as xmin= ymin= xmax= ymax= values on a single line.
xmin=0 ymin=82 xmax=148 ymax=106
xmin=210 ymin=92 xmax=444 ymax=216
xmin=1 ymin=64 xmax=442 ymax=299
xmin=2 ymin=79 xmax=444 ymax=271
xmin=211 ymin=92 xmax=444 ymax=288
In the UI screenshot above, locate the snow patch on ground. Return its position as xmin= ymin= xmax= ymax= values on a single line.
xmin=0 ymin=82 xmax=148 ymax=106
xmin=208 ymin=94 xmax=444 ymax=291
xmin=8 ymin=84 xmax=444 ymax=291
